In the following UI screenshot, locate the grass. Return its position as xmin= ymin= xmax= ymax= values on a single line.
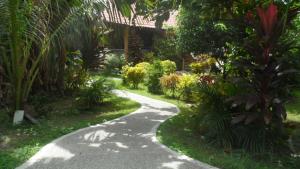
xmin=114 ymin=79 xmax=300 ymax=169
xmin=286 ymin=90 xmax=300 ymax=123
xmin=0 ymin=95 xmax=140 ymax=169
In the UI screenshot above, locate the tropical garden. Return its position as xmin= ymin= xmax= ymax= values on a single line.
xmin=1 ymin=0 xmax=300 ymax=169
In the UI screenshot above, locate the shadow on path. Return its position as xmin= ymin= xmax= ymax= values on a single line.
xmin=17 ymin=90 xmax=217 ymax=169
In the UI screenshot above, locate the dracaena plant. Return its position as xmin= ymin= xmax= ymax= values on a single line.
xmin=229 ymin=2 xmax=299 ymax=131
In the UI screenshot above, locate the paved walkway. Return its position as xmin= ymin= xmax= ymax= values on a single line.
xmin=18 ymin=90 xmax=217 ymax=169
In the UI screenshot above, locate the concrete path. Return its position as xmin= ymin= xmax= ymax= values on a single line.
xmin=17 ymin=90 xmax=217 ymax=169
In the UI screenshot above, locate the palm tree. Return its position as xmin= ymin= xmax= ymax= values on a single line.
xmin=0 ymin=0 xmax=133 ymax=124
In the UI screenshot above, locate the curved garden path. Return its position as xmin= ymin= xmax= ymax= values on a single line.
xmin=17 ymin=90 xmax=217 ymax=169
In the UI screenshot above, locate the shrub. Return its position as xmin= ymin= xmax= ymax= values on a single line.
xmin=65 ymin=55 xmax=89 ymax=91
xmin=161 ymin=60 xmax=177 ymax=75
xmin=122 ymin=66 xmax=146 ymax=88
xmin=121 ymin=65 xmax=130 ymax=85
xmin=190 ymin=57 xmax=216 ymax=74
xmin=160 ymin=73 xmax=180 ymax=97
xmin=104 ymin=53 xmax=126 ymax=75
xmin=177 ymin=74 xmax=198 ymax=102
xmin=196 ymin=81 xmax=235 ymax=148
xmin=143 ymin=51 xmax=155 ymax=62
xmin=147 ymin=61 xmax=164 ymax=94
xmin=77 ymin=78 xmax=114 ymax=109
xmin=136 ymin=62 xmax=151 ymax=73
xmin=153 ymin=28 xmax=182 ymax=66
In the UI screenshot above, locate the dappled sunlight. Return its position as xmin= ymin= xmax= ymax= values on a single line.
xmin=18 ymin=143 xmax=75 ymax=169
xmin=82 ymin=130 xmax=115 ymax=142
xmin=17 ymin=90 xmax=211 ymax=169
xmin=115 ymin=142 xmax=129 ymax=149
xmin=161 ymin=161 xmax=184 ymax=169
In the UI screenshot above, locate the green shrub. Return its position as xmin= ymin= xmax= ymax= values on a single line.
xmin=161 ymin=60 xmax=177 ymax=75
xmin=196 ymin=81 xmax=234 ymax=148
xmin=153 ymin=28 xmax=181 ymax=66
xmin=135 ymin=62 xmax=151 ymax=70
xmin=122 ymin=66 xmax=146 ymax=88
xmin=136 ymin=62 xmax=151 ymax=81
xmin=190 ymin=57 xmax=216 ymax=74
xmin=65 ymin=55 xmax=89 ymax=91
xmin=104 ymin=53 xmax=126 ymax=75
xmin=160 ymin=73 xmax=180 ymax=97
xmin=143 ymin=51 xmax=155 ymax=62
xmin=77 ymin=78 xmax=114 ymax=109
xmin=177 ymin=74 xmax=198 ymax=102
xmin=121 ymin=65 xmax=130 ymax=85
xmin=147 ymin=61 xmax=164 ymax=94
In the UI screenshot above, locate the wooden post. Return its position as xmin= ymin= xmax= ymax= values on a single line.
xmin=124 ymin=26 xmax=130 ymax=63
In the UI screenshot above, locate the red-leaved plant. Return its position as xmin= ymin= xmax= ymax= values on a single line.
xmin=230 ymin=2 xmax=299 ymax=128
xmin=226 ymin=1 xmax=300 ymax=152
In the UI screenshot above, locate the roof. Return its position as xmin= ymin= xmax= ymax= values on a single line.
xmin=101 ymin=5 xmax=177 ymax=29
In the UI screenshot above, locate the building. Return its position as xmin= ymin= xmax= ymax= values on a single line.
xmin=101 ymin=6 xmax=177 ymax=64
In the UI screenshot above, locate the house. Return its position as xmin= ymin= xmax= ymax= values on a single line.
xmin=101 ymin=6 xmax=177 ymax=64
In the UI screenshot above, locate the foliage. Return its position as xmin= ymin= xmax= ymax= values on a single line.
xmin=176 ymin=4 xmax=244 ymax=79
xmin=64 ymin=52 xmax=89 ymax=91
xmin=226 ymin=2 xmax=300 ymax=153
xmin=196 ymin=80 xmax=234 ymax=148
xmin=119 ymin=79 xmax=300 ymax=169
xmin=157 ymin=94 xmax=299 ymax=169
xmin=69 ymin=12 xmax=108 ymax=70
xmin=143 ymin=51 xmax=155 ymax=63
xmin=147 ymin=61 xmax=164 ymax=94
xmin=161 ymin=60 xmax=177 ymax=75
xmin=177 ymin=74 xmax=198 ymax=102
xmin=77 ymin=78 xmax=114 ymax=109
xmin=190 ymin=56 xmax=217 ymax=74
xmin=135 ymin=62 xmax=151 ymax=72
xmin=104 ymin=52 xmax=126 ymax=75
xmin=122 ymin=65 xmax=146 ymax=89
xmin=160 ymin=73 xmax=180 ymax=97
xmin=0 ymin=0 xmax=137 ymax=119
xmin=0 ymin=0 xmax=79 ymax=111
xmin=0 ymin=96 xmax=140 ymax=169
xmin=0 ymin=109 xmax=10 ymax=127
xmin=153 ymin=28 xmax=181 ymax=67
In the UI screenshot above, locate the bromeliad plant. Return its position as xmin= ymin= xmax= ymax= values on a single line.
xmin=229 ymin=1 xmax=300 ymax=151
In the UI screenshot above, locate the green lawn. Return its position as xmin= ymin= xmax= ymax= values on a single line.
xmin=286 ymin=90 xmax=300 ymax=123
xmin=0 ymin=95 xmax=140 ymax=169
xmin=114 ymin=79 xmax=300 ymax=169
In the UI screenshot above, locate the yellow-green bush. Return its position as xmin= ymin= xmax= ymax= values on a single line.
xmin=190 ymin=57 xmax=216 ymax=74
xmin=177 ymin=74 xmax=198 ymax=102
xmin=136 ymin=62 xmax=151 ymax=73
xmin=122 ymin=65 xmax=146 ymax=88
xmin=161 ymin=60 xmax=177 ymax=75
xmin=160 ymin=73 xmax=180 ymax=97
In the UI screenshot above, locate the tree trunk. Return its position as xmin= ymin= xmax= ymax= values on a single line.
xmin=57 ymin=42 xmax=67 ymax=95
xmin=124 ymin=26 xmax=130 ymax=64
